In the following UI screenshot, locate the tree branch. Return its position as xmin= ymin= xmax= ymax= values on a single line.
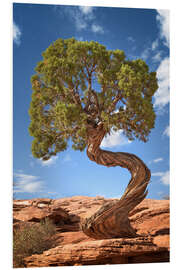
xmin=91 ymin=89 xmax=101 ymax=116
xmin=107 ymin=92 xmax=126 ymax=114
xmin=68 ymin=82 xmax=83 ymax=109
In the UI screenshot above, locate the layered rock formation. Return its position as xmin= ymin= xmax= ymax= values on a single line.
xmin=13 ymin=196 xmax=170 ymax=267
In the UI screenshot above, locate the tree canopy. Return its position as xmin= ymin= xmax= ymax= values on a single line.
xmin=29 ymin=38 xmax=158 ymax=160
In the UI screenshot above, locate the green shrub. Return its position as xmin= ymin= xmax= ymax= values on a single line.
xmin=13 ymin=218 xmax=56 ymax=268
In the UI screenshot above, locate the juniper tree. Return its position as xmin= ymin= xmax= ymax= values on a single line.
xmin=29 ymin=38 xmax=158 ymax=239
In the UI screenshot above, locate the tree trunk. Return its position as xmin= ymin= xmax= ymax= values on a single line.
xmin=81 ymin=122 xmax=151 ymax=239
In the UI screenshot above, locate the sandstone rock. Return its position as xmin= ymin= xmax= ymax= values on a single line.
xmin=24 ymin=237 xmax=169 ymax=267
xmin=52 ymin=231 xmax=93 ymax=246
xmin=129 ymin=199 xmax=170 ymax=250
xmin=13 ymin=199 xmax=69 ymax=223
xmin=53 ymin=196 xmax=111 ymax=219
xmin=52 ymin=196 xmax=114 ymax=231
xmin=13 ymin=197 xmax=170 ymax=266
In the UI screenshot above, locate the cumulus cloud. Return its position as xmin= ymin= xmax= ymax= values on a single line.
xmin=154 ymin=57 xmax=169 ymax=109
xmin=140 ymin=38 xmax=159 ymax=62
xmin=74 ymin=10 xmax=88 ymax=31
xmin=152 ymin=51 xmax=162 ymax=62
xmin=163 ymin=125 xmax=170 ymax=137
xmin=56 ymin=5 xmax=104 ymax=34
xmin=13 ymin=173 xmax=44 ymax=193
xmin=13 ymin=21 xmax=22 ymax=45
xmin=161 ymin=171 xmax=170 ymax=185
xmin=156 ymin=9 xmax=170 ymax=47
xmin=79 ymin=6 xmax=94 ymax=15
xmin=152 ymin=39 xmax=159 ymax=50
xmin=141 ymin=42 xmax=161 ymax=63
xmin=101 ymin=129 xmax=131 ymax=148
xmin=152 ymin=170 xmax=170 ymax=185
xmin=91 ymin=24 xmax=104 ymax=34
xmin=152 ymin=10 xmax=170 ymax=112
xmin=140 ymin=10 xmax=169 ymax=65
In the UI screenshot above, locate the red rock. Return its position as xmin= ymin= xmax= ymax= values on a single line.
xmin=129 ymin=199 xmax=170 ymax=249
xmin=52 ymin=231 xmax=93 ymax=246
xmin=24 ymin=237 xmax=168 ymax=267
xmin=13 ymin=198 xmax=69 ymax=223
xmin=13 ymin=197 xmax=170 ymax=266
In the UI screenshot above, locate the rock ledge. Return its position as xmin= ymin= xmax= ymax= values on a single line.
xmin=13 ymin=196 xmax=170 ymax=266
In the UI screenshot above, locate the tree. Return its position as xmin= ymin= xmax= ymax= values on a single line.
xmin=29 ymin=38 xmax=158 ymax=239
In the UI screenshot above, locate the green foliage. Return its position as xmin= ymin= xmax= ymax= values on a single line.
xmin=29 ymin=38 xmax=158 ymax=159
xmin=13 ymin=218 xmax=56 ymax=268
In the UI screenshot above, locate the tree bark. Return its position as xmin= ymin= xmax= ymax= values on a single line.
xmin=81 ymin=122 xmax=151 ymax=239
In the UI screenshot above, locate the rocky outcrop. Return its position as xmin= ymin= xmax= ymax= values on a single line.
xmin=13 ymin=196 xmax=170 ymax=266
xmin=129 ymin=199 xmax=170 ymax=250
xmin=13 ymin=198 xmax=69 ymax=224
xmin=24 ymin=237 xmax=169 ymax=267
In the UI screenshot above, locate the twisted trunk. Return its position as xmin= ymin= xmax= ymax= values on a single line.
xmin=81 ymin=122 xmax=151 ymax=239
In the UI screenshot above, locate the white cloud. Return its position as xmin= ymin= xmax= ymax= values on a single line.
xmin=13 ymin=173 xmax=44 ymax=193
xmin=79 ymin=6 xmax=94 ymax=15
xmin=141 ymin=46 xmax=161 ymax=62
xmin=152 ymin=11 xmax=169 ymax=112
xmin=154 ymin=57 xmax=169 ymax=109
xmin=140 ymin=48 xmax=150 ymax=60
xmin=150 ymin=157 xmax=163 ymax=164
xmin=101 ymin=129 xmax=130 ymax=148
xmin=74 ymin=15 xmax=87 ymax=31
xmin=61 ymin=6 xmax=92 ymax=31
xmin=141 ymin=45 xmax=161 ymax=62
xmin=152 ymin=51 xmax=162 ymax=62
xmin=60 ymin=7 xmax=87 ymax=31
xmin=161 ymin=171 xmax=170 ymax=185
xmin=13 ymin=21 xmax=22 ymax=45
xmin=163 ymin=125 xmax=170 ymax=137
xmin=39 ymin=156 xmax=58 ymax=167
xmin=14 ymin=173 xmax=37 ymax=182
xmin=152 ymin=39 xmax=159 ymax=50
xmin=58 ymin=6 xmax=104 ymax=34
xmin=140 ymin=10 xmax=169 ymax=71
xmin=156 ymin=9 xmax=169 ymax=47
xmin=154 ymin=157 xmax=163 ymax=163
xmin=152 ymin=172 xmax=164 ymax=177
xmin=91 ymin=24 xmax=104 ymax=34
xmin=152 ymin=170 xmax=170 ymax=186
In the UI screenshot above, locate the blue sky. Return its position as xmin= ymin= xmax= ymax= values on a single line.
xmin=13 ymin=3 xmax=170 ymax=200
